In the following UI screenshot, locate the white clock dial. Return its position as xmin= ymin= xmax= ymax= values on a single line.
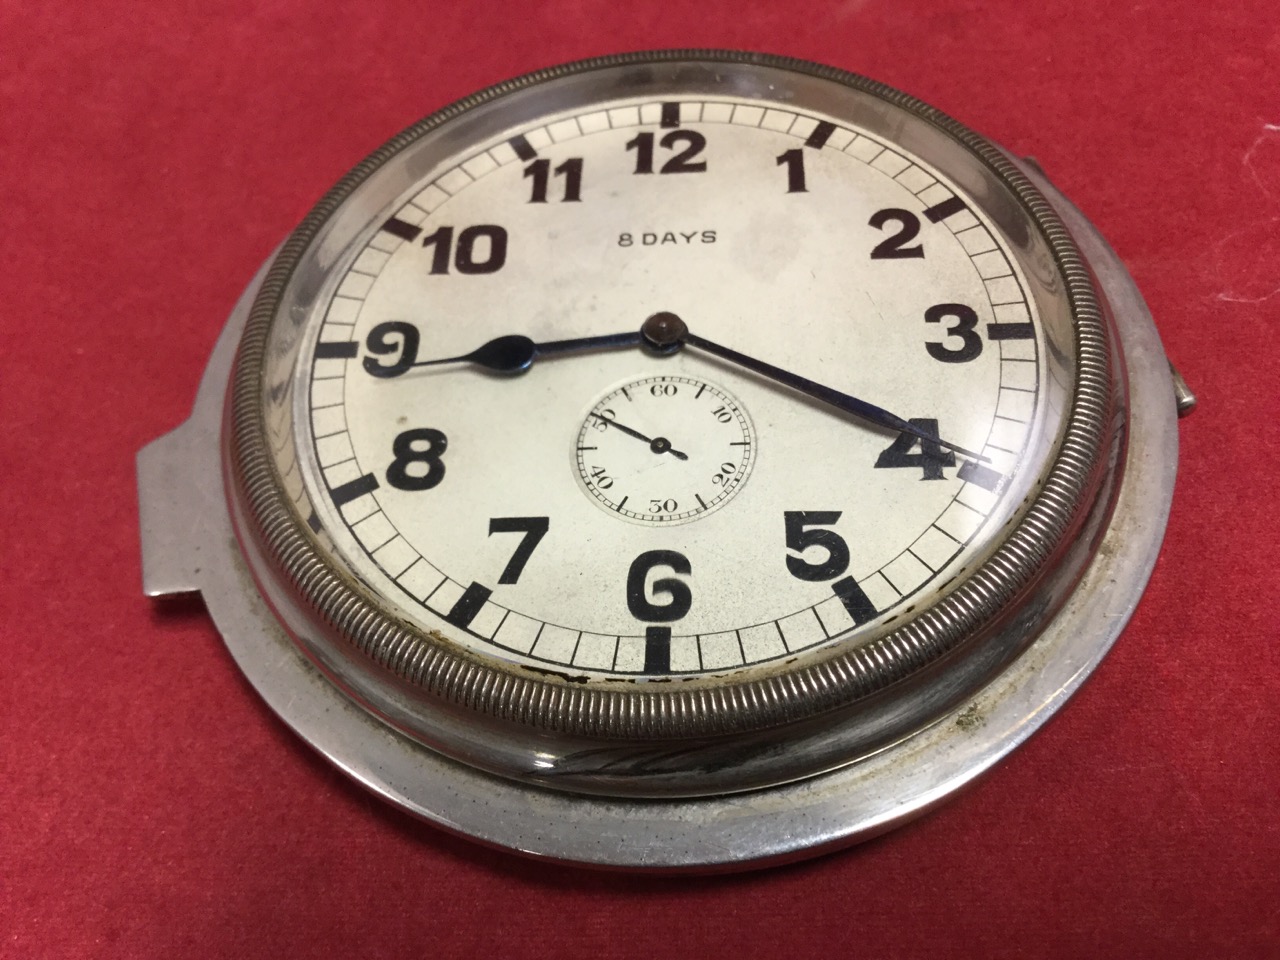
xmin=293 ymin=95 xmax=1055 ymax=681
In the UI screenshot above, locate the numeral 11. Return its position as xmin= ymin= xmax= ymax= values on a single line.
xmin=524 ymin=157 xmax=583 ymax=203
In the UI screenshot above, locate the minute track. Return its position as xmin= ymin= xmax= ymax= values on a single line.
xmin=304 ymin=93 xmax=1039 ymax=662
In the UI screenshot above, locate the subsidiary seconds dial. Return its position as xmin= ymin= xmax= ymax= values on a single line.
xmin=575 ymin=375 xmax=754 ymax=523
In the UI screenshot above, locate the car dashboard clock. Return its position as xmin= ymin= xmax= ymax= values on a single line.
xmin=137 ymin=51 xmax=1193 ymax=870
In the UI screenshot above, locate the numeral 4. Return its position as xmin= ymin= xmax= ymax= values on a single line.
xmin=874 ymin=419 xmax=956 ymax=480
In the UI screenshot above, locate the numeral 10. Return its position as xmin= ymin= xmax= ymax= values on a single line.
xmin=421 ymin=224 xmax=508 ymax=274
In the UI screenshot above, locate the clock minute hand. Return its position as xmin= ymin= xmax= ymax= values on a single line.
xmin=410 ymin=331 xmax=643 ymax=374
xmin=639 ymin=311 xmax=989 ymax=463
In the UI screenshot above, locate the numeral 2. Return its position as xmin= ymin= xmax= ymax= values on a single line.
xmin=868 ymin=208 xmax=924 ymax=259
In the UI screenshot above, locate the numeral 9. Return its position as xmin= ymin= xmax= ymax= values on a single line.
xmin=363 ymin=322 xmax=419 ymax=378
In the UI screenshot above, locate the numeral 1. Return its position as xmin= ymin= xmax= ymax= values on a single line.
xmin=777 ymin=149 xmax=807 ymax=193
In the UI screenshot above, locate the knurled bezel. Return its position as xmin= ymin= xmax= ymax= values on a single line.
xmin=228 ymin=50 xmax=1112 ymax=741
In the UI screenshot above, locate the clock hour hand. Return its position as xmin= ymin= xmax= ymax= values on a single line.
xmin=590 ymin=413 xmax=688 ymax=460
xmin=640 ymin=311 xmax=990 ymax=463
xmin=410 ymin=331 xmax=643 ymax=374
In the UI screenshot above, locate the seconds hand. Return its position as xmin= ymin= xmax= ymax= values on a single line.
xmin=590 ymin=413 xmax=688 ymax=460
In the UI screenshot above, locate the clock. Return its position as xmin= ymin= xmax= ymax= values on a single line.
xmin=137 ymin=50 xmax=1191 ymax=868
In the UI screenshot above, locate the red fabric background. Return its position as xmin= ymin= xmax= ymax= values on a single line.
xmin=4 ymin=2 xmax=1278 ymax=956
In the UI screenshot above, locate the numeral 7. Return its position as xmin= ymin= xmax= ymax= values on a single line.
xmin=488 ymin=517 xmax=550 ymax=584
